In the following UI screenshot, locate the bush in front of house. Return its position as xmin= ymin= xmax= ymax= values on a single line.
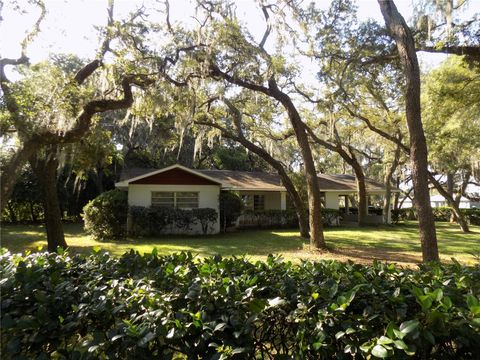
xmin=238 ymin=209 xmax=341 ymax=229
xmin=82 ymin=189 xmax=128 ymax=241
xmin=392 ymin=207 xmax=480 ymax=225
xmin=192 ymin=208 xmax=218 ymax=234
xmin=239 ymin=209 xmax=299 ymax=229
xmin=431 ymin=206 xmax=453 ymax=222
xmin=238 ymin=209 xmax=342 ymax=229
xmin=1 ymin=249 xmax=479 ymax=359
xmin=322 ymin=208 xmax=342 ymax=225
xmin=464 ymin=208 xmax=480 ymax=225
xmin=129 ymin=206 xmax=218 ymax=236
xmin=219 ymin=191 xmax=244 ymax=231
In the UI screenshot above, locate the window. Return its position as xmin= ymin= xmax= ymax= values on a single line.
xmin=151 ymin=192 xmax=198 ymax=209
xmin=152 ymin=192 xmax=175 ymax=208
xmin=253 ymin=195 xmax=265 ymax=211
xmin=176 ymin=192 xmax=199 ymax=209
xmin=242 ymin=194 xmax=265 ymax=211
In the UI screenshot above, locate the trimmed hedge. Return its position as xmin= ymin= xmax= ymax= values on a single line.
xmin=129 ymin=206 xmax=218 ymax=236
xmin=82 ymin=189 xmax=128 ymax=241
xmin=2 ymin=249 xmax=478 ymax=359
xmin=238 ymin=208 xmax=342 ymax=229
xmin=239 ymin=209 xmax=299 ymax=228
xmin=392 ymin=207 xmax=480 ymax=225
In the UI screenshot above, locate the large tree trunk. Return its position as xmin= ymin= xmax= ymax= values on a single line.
xmin=270 ymin=83 xmax=326 ymax=249
xmin=207 ymin=66 xmax=326 ymax=249
xmin=232 ymin=137 xmax=310 ymax=238
xmin=30 ymin=148 xmax=68 ymax=252
xmin=383 ymin=145 xmax=401 ymax=224
xmin=351 ymin=164 xmax=368 ymax=225
xmin=197 ymin=102 xmax=311 ymax=239
xmin=378 ymin=0 xmax=439 ymax=262
xmin=349 ymin=155 xmax=368 ymax=226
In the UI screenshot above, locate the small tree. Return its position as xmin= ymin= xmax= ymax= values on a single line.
xmin=219 ymin=192 xmax=243 ymax=233
xmin=83 ymin=189 xmax=128 ymax=241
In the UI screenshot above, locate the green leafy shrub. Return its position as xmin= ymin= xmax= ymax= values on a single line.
xmin=239 ymin=209 xmax=341 ymax=229
xmin=192 ymin=208 xmax=218 ymax=234
xmin=82 ymin=189 xmax=128 ymax=240
xmin=464 ymin=208 xmax=480 ymax=225
xmin=128 ymin=206 xmax=174 ymax=237
xmin=322 ymin=208 xmax=342 ymax=225
xmin=1 ymin=249 xmax=479 ymax=359
xmin=239 ymin=209 xmax=299 ymax=229
xmin=393 ymin=207 xmax=480 ymax=225
xmin=392 ymin=208 xmax=418 ymax=223
xmin=219 ymin=191 xmax=244 ymax=231
xmin=128 ymin=206 xmax=218 ymax=236
xmin=432 ymin=207 xmax=453 ymax=222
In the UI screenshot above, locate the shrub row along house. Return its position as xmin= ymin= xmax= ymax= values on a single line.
xmin=115 ymin=164 xmax=398 ymax=234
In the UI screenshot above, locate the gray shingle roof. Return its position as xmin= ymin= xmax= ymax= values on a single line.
xmin=118 ymin=166 xmax=396 ymax=192
xmin=197 ymin=170 xmax=284 ymax=191
xmin=317 ymin=174 xmax=389 ymax=192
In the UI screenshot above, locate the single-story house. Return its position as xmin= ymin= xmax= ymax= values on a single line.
xmin=115 ymin=164 xmax=399 ymax=234
xmin=401 ymin=194 xmax=480 ymax=209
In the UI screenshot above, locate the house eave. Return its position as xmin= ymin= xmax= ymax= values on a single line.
xmin=222 ymin=187 xmax=287 ymax=192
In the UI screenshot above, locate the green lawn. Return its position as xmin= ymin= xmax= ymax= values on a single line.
xmin=1 ymin=222 xmax=479 ymax=266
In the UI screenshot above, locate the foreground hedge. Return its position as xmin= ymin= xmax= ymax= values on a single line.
xmin=1 ymin=250 xmax=479 ymax=359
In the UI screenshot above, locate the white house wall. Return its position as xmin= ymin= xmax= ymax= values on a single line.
xmin=325 ymin=192 xmax=339 ymax=209
xmin=237 ymin=191 xmax=282 ymax=210
xmin=128 ymin=184 xmax=220 ymax=234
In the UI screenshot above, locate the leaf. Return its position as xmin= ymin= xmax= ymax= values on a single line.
xmin=92 ymin=246 xmax=101 ymax=254
xmin=335 ymin=331 xmax=345 ymax=340
xmin=231 ymin=347 xmax=247 ymax=354
xmin=377 ymin=336 xmax=393 ymax=345
xmin=249 ymin=299 xmax=267 ymax=313
xmin=214 ymin=323 xmax=227 ymax=332
xmin=418 ymin=295 xmax=433 ymax=310
xmin=393 ymin=328 xmax=405 ymax=340
xmin=371 ymin=345 xmax=389 ymax=358
xmin=393 ymin=339 xmax=408 ymax=350
xmin=442 ymin=296 xmax=453 ymax=309
xmin=432 ymin=288 xmax=443 ymax=301
xmin=470 ymin=305 xmax=480 ymax=316
xmin=111 ymin=334 xmax=125 ymax=342
xmin=166 ymin=328 xmax=175 ymax=339
xmin=138 ymin=332 xmax=155 ymax=347
xmin=267 ymin=297 xmax=285 ymax=308
xmin=312 ymin=292 xmax=319 ymax=300
xmin=399 ymin=319 xmax=420 ymax=334
xmin=88 ymin=345 xmax=99 ymax=353
xmin=467 ymin=294 xmax=479 ymax=309
xmin=423 ymin=330 xmax=435 ymax=345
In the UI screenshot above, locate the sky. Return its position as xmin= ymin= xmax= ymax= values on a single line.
xmin=0 ymin=0 xmax=461 ymax=68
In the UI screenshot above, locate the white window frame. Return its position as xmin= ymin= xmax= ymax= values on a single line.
xmin=242 ymin=194 xmax=265 ymax=211
xmin=151 ymin=191 xmax=199 ymax=209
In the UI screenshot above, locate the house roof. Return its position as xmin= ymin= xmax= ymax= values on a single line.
xmin=317 ymin=174 xmax=398 ymax=193
xmin=197 ymin=170 xmax=284 ymax=191
xmin=117 ymin=165 xmax=397 ymax=193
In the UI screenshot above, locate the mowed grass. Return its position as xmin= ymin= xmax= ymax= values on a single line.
xmin=1 ymin=222 xmax=479 ymax=266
